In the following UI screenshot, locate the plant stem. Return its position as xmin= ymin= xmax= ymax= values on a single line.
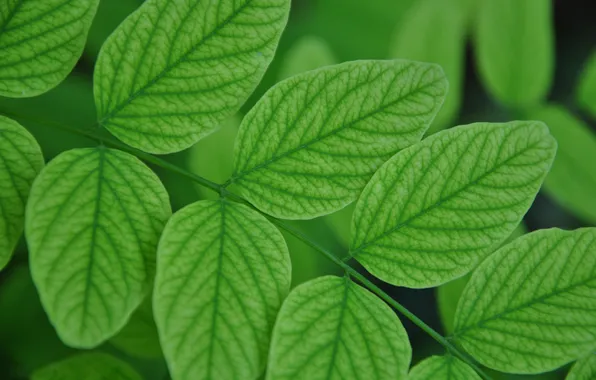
xmin=5 ymin=113 xmax=491 ymax=380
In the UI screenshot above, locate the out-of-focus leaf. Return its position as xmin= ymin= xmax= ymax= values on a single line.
xmin=474 ymin=0 xmax=554 ymax=107
xmin=31 ymin=352 xmax=142 ymax=380
xmin=576 ymin=52 xmax=596 ymax=119
xmin=391 ymin=0 xmax=469 ymax=133
xmin=278 ymin=35 xmax=337 ymax=80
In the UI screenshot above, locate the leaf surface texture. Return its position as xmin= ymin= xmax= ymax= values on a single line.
xmin=454 ymin=228 xmax=596 ymax=373
xmin=0 ymin=0 xmax=99 ymax=97
xmin=26 ymin=147 xmax=171 ymax=347
xmin=0 ymin=116 xmax=43 ymax=270
xmin=231 ymin=60 xmax=447 ymax=219
xmin=267 ymin=276 xmax=411 ymax=379
xmin=154 ymin=200 xmax=291 ymax=380
xmin=408 ymin=355 xmax=481 ymax=380
xmin=94 ymin=0 xmax=290 ymax=154
xmin=350 ymin=121 xmax=556 ymax=288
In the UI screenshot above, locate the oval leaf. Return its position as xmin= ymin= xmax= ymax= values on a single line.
xmin=267 ymin=276 xmax=411 ymax=379
xmin=154 ymin=200 xmax=291 ymax=380
xmin=391 ymin=0 xmax=469 ymax=133
xmin=576 ymin=52 xmax=596 ymax=119
xmin=278 ymin=35 xmax=337 ymax=80
xmin=474 ymin=0 xmax=554 ymax=106
xmin=230 ymin=60 xmax=448 ymax=219
xmin=567 ymin=354 xmax=596 ymax=380
xmin=31 ymin=352 xmax=142 ymax=380
xmin=0 ymin=0 xmax=99 ymax=97
xmin=26 ymin=147 xmax=171 ymax=348
xmin=454 ymin=228 xmax=596 ymax=374
xmin=94 ymin=0 xmax=290 ymax=154
xmin=0 ymin=116 xmax=44 ymax=270
xmin=350 ymin=121 xmax=556 ymax=288
xmin=408 ymin=355 xmax=481 ymax=380
xmin=525 ymin=105 xmax=596 ymax=224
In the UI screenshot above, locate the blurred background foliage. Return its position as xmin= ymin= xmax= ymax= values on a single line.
xmin=1 ymin=0 xmax=595 ymax=378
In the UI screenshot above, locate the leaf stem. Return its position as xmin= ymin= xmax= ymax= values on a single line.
xmin=5 ymin=113 xmax=491 ymax=380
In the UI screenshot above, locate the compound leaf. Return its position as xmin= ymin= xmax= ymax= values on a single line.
xmin=94 ymin=0 xmax=290 ymax=154
xmin=26 ymin=147 xmax=171 ymax=348
xmin=31 ymin=352 xmax=142 ymax=380
xmin=454 ymin=228 xmax=596 ymax=374
xmin=525 ymin=105 xmax=596 ymax=224
xmin=350 ymin=121 xmax=556 ymax=288
xmin=0 ymin=115 xmax=44 ymax=270
xmin=278 ymin=35 xmax=337 ymax=80
xmin=154 ymin=200 xmax=291 ymax=380
xmin=109 ymin=296 xmax=162 ymax=358
xmin=576 ymin=52 xmax=596 ymax=119
xmin=0 ymin=0 xmax=99 ymax=97
xmin=408 ymin=355 xmax=481 ymax=380
xmin=391 ymin=0 xmax=469 ymax=133
xmin=267 ymin=276 xmax=411 ymax=380
xmin=474 ymin=0 xmax=554 ymax=107
xmin=231 ymin=60 xmax=447 ymax=219
xmin=567 ymin=354 xmax=596 ymax=380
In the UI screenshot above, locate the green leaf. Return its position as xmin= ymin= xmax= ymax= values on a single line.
xmin=110 ymin=296 xmax=162 ymax=359
xmin=576 ymin=52 xmax=596 ymax=119
xmin=154 ymin=199 xmax=291 ymax=380
xmin=0 ymin=0 xmax=99 ymax=97
xmin=94 ymin=0 xmax=290 ymax=154
xmin=524 ymin=105 xmax=596 ymax=224
xmin=437 ymin=223 xmax=526 ymax=335
xmin=567 ymin=354 xmax=596 ymax=380
xmin=231 ymin=60 xmax=447 ymax=219
xmin=0 ymin=115 xmax=43 ymax=270
xmin=454 ymin=228 xmax=596 ymax=374
xmin=350 ymin=121 xmax=556 ymax=288
xmin=25 ymin=147 xmax=171 ymax=348
xmin=474 ymin=0 xmax=554 ymax=107
xmin=408 ymin=355 xmax=481 ymax=380
xmin=278 ymin=35 xmax=337 ymax=80
xmin=391 ymin=0 xmax=469 ymax=133
xmin=267 ymin=276 xmax=411 ymax=380
xmin=31 ymin=352 xmax=142 ymax=380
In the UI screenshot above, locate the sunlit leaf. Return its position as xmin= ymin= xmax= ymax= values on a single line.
xmin=0 ymin=0 xmax=99 ymax=97
xmin=267 ymin=276 xmax=411 ymax=380
xmin=0 ymin=116 xmax=44 ymax=270
xmin=154 ymin=200 xmax=291 ymax=380
xmin=525 ymin=105 xmax=596 ymax=224
xmin=567 ymin=354 xmax=596 ymax=380
xmin=408 ymin=355 xmax=481 ymax=380
xmin=31 ymin=352 xmax=141 ymax=380
xmin=94 ymin=0 xmax=290 ymax=154
xmin=231 ymin=60 xmax=447 ymax=219
xmin=454 ymin=228 xmax=596 ymax=374
xmin=350 ymin=121 xmax=556 ymax=288
xmin=474 ymin=0 xmax=554 ymax=107
xmin=391 ymin=0 xmax=469 ymax=133
xmin=26 ymin=147 xmax=171 ymax=348
xmin=278 ymin=35 xmax=337 ymax=80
